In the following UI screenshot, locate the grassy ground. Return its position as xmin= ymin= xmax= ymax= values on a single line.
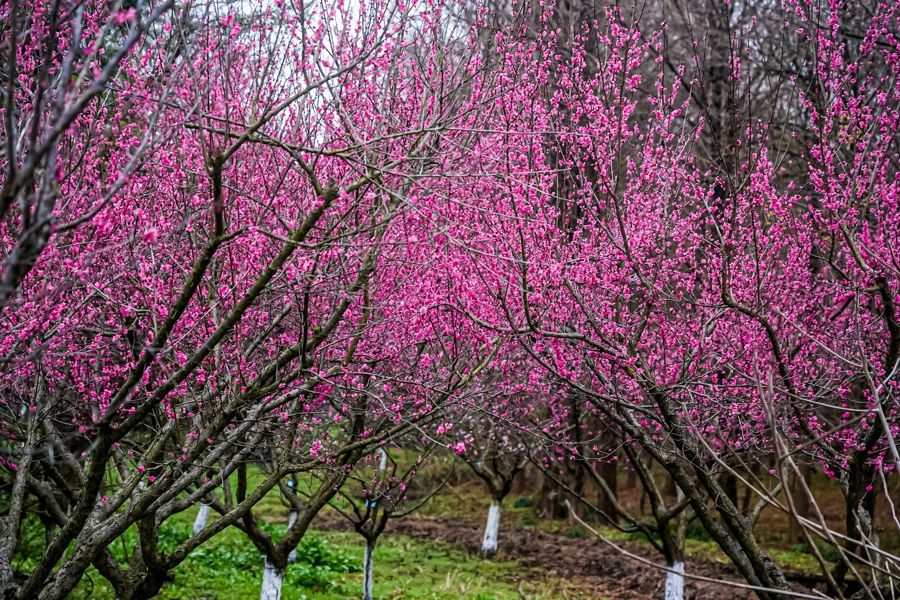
xmin=39 ymin=471 xmax=586 ymax=600
xmin=16 ymin=464 xmax=895 ymax=599
xmin=69 ymin=522 xmax=580 ymax=600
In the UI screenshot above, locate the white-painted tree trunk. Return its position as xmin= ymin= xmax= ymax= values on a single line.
xmin=666 ymin=483 xmax=687 ymax=600
xmin=480 ymin=501 xmax=501 ymax=558
xmin=378 ymin=448 xmax=388 ymax=472
xmin=192 ymin=503 xmax=210 ymax=535
xmin=260 ymin=557 xmax=284 ymax=600
xmin=287 ymin=511 xmax=298 ymax=563
xmin=361 ymin=541 xmax=375 ymax=600
xmin=664 ymin=561 xmax=685 ymax=600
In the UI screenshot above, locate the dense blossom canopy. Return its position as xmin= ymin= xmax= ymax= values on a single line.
xmin=0 ymin=0 xmax=898 ymax=598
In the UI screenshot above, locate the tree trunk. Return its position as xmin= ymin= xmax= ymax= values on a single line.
xmin=597 ymin=461 xmax=618 ymax=525
xmin=122 ymin=571 xmax=170 ymax=600
xmin=722 ymin=472 xmax=739 ymax=508
xmin=787 ymin=463 xmax=811 ymax=546
xmin=287 ymin=512 xmax=298 ymax=563
xmin=481 ymin=501 xmax=501 ymax=558
xmin=362 ymin=540 xmax=375 ymax=600
xmin=260 ymin=557 xmax=284 ymax=600
xmin=664 ymin=561 xmax=685 ymax=600
xmin=511 ymin=463 xmax=538 ymax=495
xmin=663 ymin=473 xmax=678 ymax=501
xmin=664 ymin=485 xmax=687 ymax=600
xmin=539 ymin=472 xmax=565 ymax=519
xmin=625 ymin=466 xmax=638 ymax=489
xmin=192 ymin=504 xmax=210 ymax=535
xmin=0 ymin=519 xmax=18 ymax=597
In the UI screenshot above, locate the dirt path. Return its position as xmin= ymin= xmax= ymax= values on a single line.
xmin=313 ymin=512 xmax=771 ymax=599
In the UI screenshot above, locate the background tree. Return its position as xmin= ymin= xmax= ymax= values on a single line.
xmin=332 ymin=443 xmax=450 ymax=600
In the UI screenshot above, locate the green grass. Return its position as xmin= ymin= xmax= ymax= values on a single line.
xmin=50 ymin=497 xmax=575 ymax=600
xmin=16 ymin=464 xmax=577 ymax=599
xmin=278 ymin=531 xmax=568 ymax=600
xmin=13 ymin=464 xmax=856 ymax=599
xmin=70 ymin=525 xmax=573 ymax=599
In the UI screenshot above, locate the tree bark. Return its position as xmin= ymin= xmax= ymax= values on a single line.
xmin=362 ymin=540 xmax=375 ymax=600
xmin=260 ymin=557 xmax=284 ymax=600
xmin=481 ymin=501 xmax=501 ymax=558
xmin=665 ymin=560 xmax=685 ymax=600
xmin=597 ymin=461 xmax=619 ymax=525
xmin=722 ymin=472 xmax=739 ymax=509
xmin=787 ymin=463 xmax=811 ymax=546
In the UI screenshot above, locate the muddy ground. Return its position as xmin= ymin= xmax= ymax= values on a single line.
xmin=313 ymin=511 xmax=799 ymax=599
